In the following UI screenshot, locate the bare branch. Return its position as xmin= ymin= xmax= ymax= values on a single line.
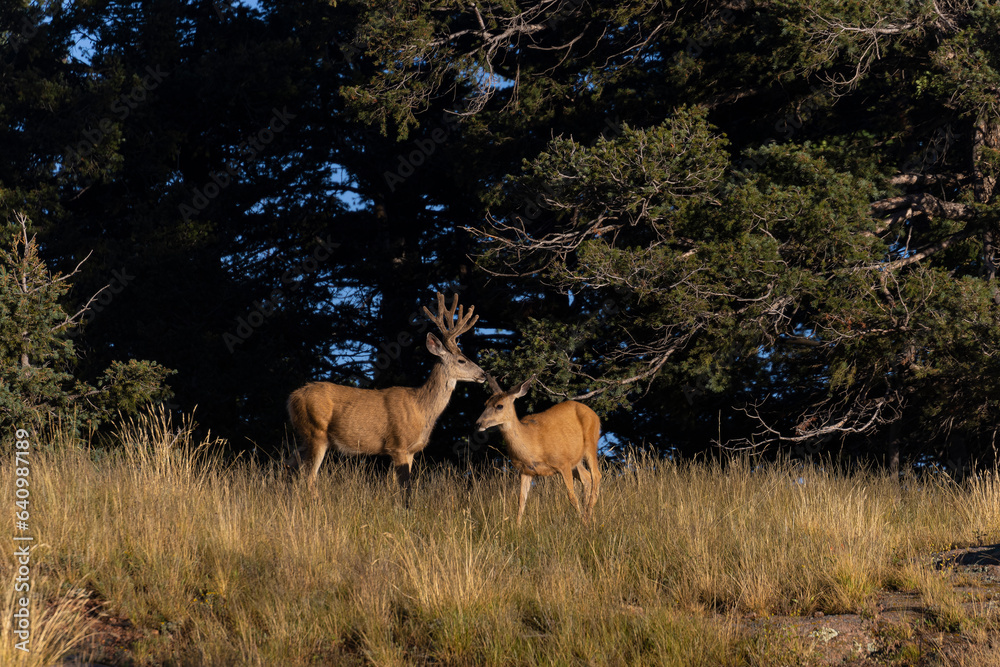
xmin=724 ymin=393 xmax=896 ymax=451
xmin=55 ymin=284 xmax=111 ymax=333
xmin=49 ymin=249 xmax=94 ymax=285
xmin=568 ymin=348 xmax=676 ymax=401
xmin=859 ymin=227 xmax=975 ymax=271
xmin=872 ymin=192 xmax=977 ymax=222
xmin=799 ymin=5 xmax=964 ymax=93
xmin=888 ymin=172 xmax=970 ymax=188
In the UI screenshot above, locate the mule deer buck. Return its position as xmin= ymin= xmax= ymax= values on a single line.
xmin=475 ymin=375 xmax=601 ymax=525
xmin=286 ymin=293 xmax=486 ymax=501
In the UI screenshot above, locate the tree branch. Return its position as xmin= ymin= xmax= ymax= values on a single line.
xmin=888 ymin=172 xmax=970 ymax=188
xmin=872 ymin=192 xmax=977 ymax=222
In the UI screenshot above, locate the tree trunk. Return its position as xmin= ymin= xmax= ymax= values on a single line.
xmin=972 ymin=116 xmax=999 ymax=204
xmin=374 ymin=201 xmax=424 ymax=387
xmin=972 ymin=116 xmax=1000 ymax=301
xmin=887 ymin=419 xmax=900 ymax=480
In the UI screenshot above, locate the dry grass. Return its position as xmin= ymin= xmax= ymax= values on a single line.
xmin=1 ymin=410 xmax=999 ymax=665
xmin=0 ymin=573 xmax=96 ymax=667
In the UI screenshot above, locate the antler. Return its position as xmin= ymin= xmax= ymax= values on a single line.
xmin=485 ymin=372 xmax=502 ymax=395
xmin=422 ymin=292 xmax=479 ymax=351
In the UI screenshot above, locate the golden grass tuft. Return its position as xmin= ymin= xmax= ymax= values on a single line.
xmin=1 ymin=409 xmax=998 ymax=665
xmin=0 ymin=573 xmax=96 ymax=667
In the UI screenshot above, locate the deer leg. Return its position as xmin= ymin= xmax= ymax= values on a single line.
xmin=574 ymin=464 xmax=593 ymax=521
xmin=305 ymin=437 xmax=328 ymax=496
xmin=584 ymin=419 xmax=602 ymax=518
xmin=559 ymin=467 xmax=585 ymax=522
xmin=574 ymin=464 xmax=593 ymax=500
xmin=516 ymin=474 xmax=533 ymax=526
xmin=585 ymin=454 xmax=602 ymax=518
xmin=393 ymin=453 xmax=415 ymax=507
xmin=281 ymin=440 xmax=302 ymax=483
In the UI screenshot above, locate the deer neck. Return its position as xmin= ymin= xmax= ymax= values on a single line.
xmin=416 ymin=362 xmax=457 ymax=421
xmin=499 ymin=411 xmax=534 ymax=460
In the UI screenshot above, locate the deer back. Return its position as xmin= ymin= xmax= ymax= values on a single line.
xmin=288 ymin=381 xmax=428 ymax=456
xmin=505 ymin=401 xmax=599 ymax=472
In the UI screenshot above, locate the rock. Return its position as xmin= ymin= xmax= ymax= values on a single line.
xmin=809 ymin=626 xmax=839 ymax=643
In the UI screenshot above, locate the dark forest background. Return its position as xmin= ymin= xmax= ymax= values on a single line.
xmin=3 ymin=0 xmax=999 ymax=474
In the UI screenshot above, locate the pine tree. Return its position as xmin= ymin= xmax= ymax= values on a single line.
xmin=0 ymin=214 xmax=173 ymax=441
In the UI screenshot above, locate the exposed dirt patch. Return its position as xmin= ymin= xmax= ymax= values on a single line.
xmin=745 ymin=545 xmax=1000 ymax=666
xmin=59 ymin=594 xmax=159 ymax=667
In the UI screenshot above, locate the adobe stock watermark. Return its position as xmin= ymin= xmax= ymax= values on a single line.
xmin=329 ymin=36 xmax=364 ymax=65
xmin=224 ymin=236 xmax=339 ymax=352
xmin=382 ymin=108 xmax=466 ymax=193
xmin=212 ymin=0 xmax=241 ymax=20
xmin=941 ymin=434 xmax=974 ymax=481
xmin=63 ymin=66 xmax=170 ymax=166
xmin=725 ymin=83 xmax=835 ymax=189
xmin=792 ymin=432 xmax=833 ymax=462
xmin=12 ymin=427 xmax=34 ymax=653
xmin=681 ymin=343 xmax=746 ymax=405
xmin=67 ymin=268 xmax=135 ymax=338
xmin=458 ymin=424 xmax=493 ymax=459
xmin=544 ymin=0 xmax=587 ymax=29
xmin=672 ymin=9 xmax=736 ymax=62
xmin=515 ymin=116 xmax=625 ymax=223
xmin=773 ymin=85 xmax=833 ymax=142
xmin=6 ymin=11 xmax=44 ymax=61
xmin=347 ymin=282 xmax=469 ymax=388
xmin=902 ymin=124 xmax=958 ymax=174
xmin=179 ymin=107 xmax=297 ymax=221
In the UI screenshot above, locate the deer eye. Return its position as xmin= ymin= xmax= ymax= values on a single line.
xmin=458 ymin=359 xmax=466 ymax=364
xmin=496 ymin=405 xmax=503 ymax=411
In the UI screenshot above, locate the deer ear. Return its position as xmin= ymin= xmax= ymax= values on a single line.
xmin=426 ymin=333 xmax=447 ymax=358
xmin=512 ymin=377 xmax=533 ymax=399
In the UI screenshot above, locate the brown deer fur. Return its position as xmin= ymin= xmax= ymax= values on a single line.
xmin=286 ymin=294 xmax=485 ymax=500
xmin=475 ymin=376 xmax=601 ymax=525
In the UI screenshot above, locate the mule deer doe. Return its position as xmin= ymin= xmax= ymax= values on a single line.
xmin=475 ymin=375 xmax=601 ymax=525
xmin=286 ymin=293 xmax=485 ymax=501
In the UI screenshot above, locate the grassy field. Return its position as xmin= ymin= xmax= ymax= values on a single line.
xmin=2 ymin=411 xmax=999 ymax=666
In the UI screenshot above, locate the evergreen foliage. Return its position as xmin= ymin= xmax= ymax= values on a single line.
xmin=0 ymin=214 xmax=173 ymax=438
xmin=2 ymin=0 xmax=998 ymax=469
